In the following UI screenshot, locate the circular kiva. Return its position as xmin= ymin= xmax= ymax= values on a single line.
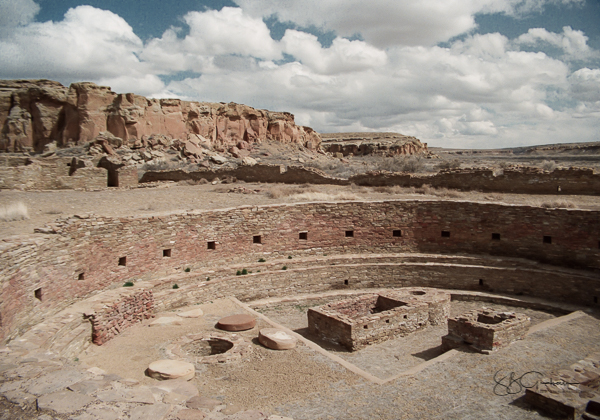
xmin=216 ymin=314 xmax=256 ymax=331
xmin=147 ymin=359 xmax=195 ymax=381
xmin=259 ymin=328 xmax=297 ymax=350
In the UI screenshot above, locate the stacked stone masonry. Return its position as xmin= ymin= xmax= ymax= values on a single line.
xmin=0 ymin=155 xmax=138 ymax=189
xmin=525 ymin=352 xmax=600 ymax=418
xmin=307 ymin=287 xmax=450 ymax=350
xmin=1 ymin=199 xmax=599 ymax=343
xmin=441 ymin=308 xmax=530 ymax=353
xmin=84 ymin=289 xmax=154 ymax=345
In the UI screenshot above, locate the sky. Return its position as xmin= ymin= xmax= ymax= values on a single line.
xmin=1 ymin=0 xmax=599 ymax=149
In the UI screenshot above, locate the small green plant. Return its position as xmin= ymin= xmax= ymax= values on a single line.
xmin=282 ymin=266 xmax=287 ymax=270
xmin=236 ymin=270 xmax=241 ymax=276
xmin=258 ymin=258 xmax=266 ymax=262
xmin=257 ymin=270 xmax=261 ymax=273
xmin=74 ymin=357 xmax=79 ymax=362
xmin=184 ymin=267 xmax=191 ymax=273
xmin=288 ymin=255 xmax=292 ymax=259
xmin=206 ymin=277 xmax=210 ymax=281
xmin=241 ymin=268 xmax=248 ymax=275
xmin=172 ymin=284 xmax=179 ymax=289
xmin=123 ymin=281 xmax=134 ymax=287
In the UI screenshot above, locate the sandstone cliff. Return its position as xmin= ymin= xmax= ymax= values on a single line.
xmin=0 ymin=80 xmax=321 ymax=153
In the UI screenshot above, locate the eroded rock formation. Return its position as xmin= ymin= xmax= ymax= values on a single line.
xmin=321 ymin=132 xmax=428 ymax=157
xmin=0 ymin=79 xmax=321 ymax=152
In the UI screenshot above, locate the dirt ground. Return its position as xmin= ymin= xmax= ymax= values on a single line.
xmin=2 ymin=182 xmax=599 ymax=240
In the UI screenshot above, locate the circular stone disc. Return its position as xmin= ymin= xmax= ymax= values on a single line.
xmin=216 ymin=314 xmax=256 ymax=331
xmin=147 ymin=359 xmax=195 ymax=381
xmin=259 ymin=328 xmax=297 ymax=350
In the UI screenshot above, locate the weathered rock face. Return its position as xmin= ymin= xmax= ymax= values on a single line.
xmin=321 ymin=132 xmax=428 ymax=157
xmin=0 ymin=79 xmax=321 ymax=152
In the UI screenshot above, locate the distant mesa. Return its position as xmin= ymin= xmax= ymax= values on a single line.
xmin=321 ymin=132 xmax=429 ymax=157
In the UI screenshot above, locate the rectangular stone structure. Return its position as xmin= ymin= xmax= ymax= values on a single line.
xmin=441 ymin=308 xmax=530 ymax=353
xmin=307 ymin=287 xmax=450 ymax=351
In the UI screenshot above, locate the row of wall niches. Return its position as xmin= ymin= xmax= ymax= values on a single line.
xmin=104 ymin=229 xmax=592 ymax=271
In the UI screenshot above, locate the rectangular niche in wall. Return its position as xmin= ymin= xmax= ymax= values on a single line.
xmin=543 ymin=236 xmax=552 ymax=244
xmin=118 ymin=257 xmax=127 ymax=266
xmin=253 ymin=235 xmax=262 ymax=244
xmin=163 ymin=249 xmax=172 ymax=257
xmin=34 ymin=288 xmax=42 ymax=301
xmin=441 ymin=231 xmax=451 ymax=238
xmin=78 ymin=272 xmax=85 ymax=280
xmin=393 ymin=230 xmax=402 ymax=237
xmin=299 ymin=232 xmax=308 ymax=240
xmin=207 ymin=241 xmax=216 ymax=250
xmin=345 ymin=230 xmax=354 ymax=238
xmin=491 ymin=233 xmax=501 ymax=240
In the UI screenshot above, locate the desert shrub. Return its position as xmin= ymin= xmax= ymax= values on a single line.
xmin=172 ymin=284 xmax=179 ymax=289
xmin=236 ymin=270 xmax=241 ymax=276
xmin=282 ymin=266 xmax=287 ymax=270
xmin=241 ymin=268 xmax=248 ymax=275
xmin=258 ymin=258 xmax=266 ymax=262
xmin=123 ymin=281 xmax=134 ymax=287
xmin=184 ymin=267 xmax=191 ymax=272
xmin=436 ymin=159 xmax=461 ymax=171
xmin=372 ymin=185 xmax=409 ymax=195
xmin=288 ymin=255 xmax=292 ymax=259
xmin=540 ymin=200 xmax=577 ymax=209
xmin=0 ymin=202 xmax=29 ymax=222
xmin=540 ymin=160 xmax=557 ymax=171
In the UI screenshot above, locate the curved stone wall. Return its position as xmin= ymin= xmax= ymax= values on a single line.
xmin=1 ymin=199 xmax=599 ymax=342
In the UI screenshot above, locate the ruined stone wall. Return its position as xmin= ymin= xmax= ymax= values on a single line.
xmin=139 ymin=164 xmax=348 ymax=185
xmin=141 ymin=165 xmax=600 ymax=195
xmin=0 ymin=156 xmax=138 ymax=190
xmin=350 ymin=167 xmax=600 ymax=195
xmin=85 ymin=289 xmax=154 ymax=345
xmin=1 ymin=200 xmax=599 ymax=342
xmin=0 ymin=158 xmax=108 ymax=190
xmin=307 ymin=294 xmax=432 ymax=350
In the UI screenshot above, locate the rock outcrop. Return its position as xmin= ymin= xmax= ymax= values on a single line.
xmin=321 ymin=132 xmax=428 ymax=157
xmin=0 ymin=79 xmax=321 ymax=152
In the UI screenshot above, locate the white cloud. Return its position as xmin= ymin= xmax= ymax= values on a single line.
xmin=516 ymin=26 xmax=593 ymax=59
xmin=0 ymin=0 xmax=39 ymax=36
xmin=568 ymin=68 xmax=600 ymax=102
xmin=0 ymin=5 xmax=144 ymax=81
xmin=281 ymin=30 xmax=387 ymax=74
xmin=234 ymin=0 xmax=585 ymax=47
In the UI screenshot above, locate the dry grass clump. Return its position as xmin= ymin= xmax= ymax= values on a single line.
xmin=0 ymin=202 xmax=29 ymax=221
xmin=539 ymin=200 xmax=577 ymax=209
xmin=265 ymin=184 xmax=319 ymax=199
xmin=287 ymin=191 xmax=360 ymax=202
xmin=372 ymin=185 xmax=412 ymax=194
xmin=414 ymin=184 xmax=464 ymax=198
